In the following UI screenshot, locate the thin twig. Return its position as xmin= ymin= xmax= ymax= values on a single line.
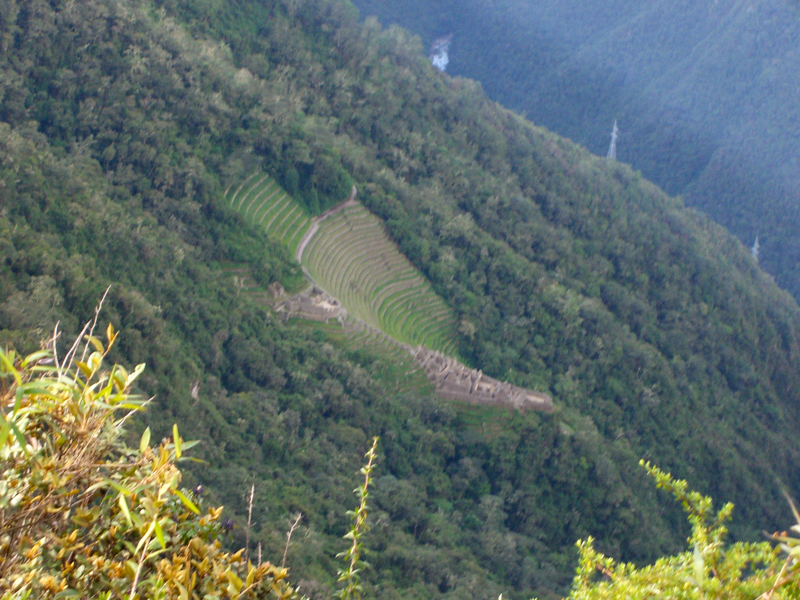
xmin=245 ymin=483 xmax=255 ymax=565
xmin=129 ymin=530 xmax=152 ymax=600
xmin=52 ymin=321 xmax=61 ymax=372
xmin=757 ymin=556 xmax=792 ymax=600
xmin=282 ymin=512 xmax=303 ymax=568
xmin=80 ymin=285 xmax=112 ymax=363
xmin=61 ymin=320 xmax=92 ymax=379
xmin=117 ymin=397 xmax=155 ymax=430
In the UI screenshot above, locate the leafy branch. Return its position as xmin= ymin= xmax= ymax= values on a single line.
xmin=337 ymin=436 xmax=379 ymax=600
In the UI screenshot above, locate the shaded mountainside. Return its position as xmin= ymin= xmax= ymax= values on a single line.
xmin=2 ymin=0 xmax=800 ymax=598
xmin=350 ymin=0 xmax=800 ymax=300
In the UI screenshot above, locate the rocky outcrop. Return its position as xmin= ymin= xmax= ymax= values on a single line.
xmin=276 ymin=286 xmax=344 ymax=323
xmin=413 ymin=346 xmax=553 ymax=412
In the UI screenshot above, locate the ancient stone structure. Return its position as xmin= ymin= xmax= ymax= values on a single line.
xmin=276 ymin=286 xmax=344 ymax=323
xmin=413 ymin=346 xmax=553 ymax=412
xmin=275 ymin=286 xmax=554 ymax=411
xmin=268 ymin=282 xmax=286 ymax=299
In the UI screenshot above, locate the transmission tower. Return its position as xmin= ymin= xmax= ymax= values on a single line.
xmin=607 ymin=120 xmax=618 ymax=161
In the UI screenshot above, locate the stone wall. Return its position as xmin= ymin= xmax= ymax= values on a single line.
xmin=274 ymin=285 xmax=554 ymax=412
xmin=413 ymin=346 xmax=553 ymax=412
xmin=276 ymin=286 xmax=344 ymax=323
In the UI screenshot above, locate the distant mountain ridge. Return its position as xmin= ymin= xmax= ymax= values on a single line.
xmin=351 ymin=0 xmax=800 ymax=299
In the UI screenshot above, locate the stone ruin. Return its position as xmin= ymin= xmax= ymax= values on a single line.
xmin=276 ymin=286 xmax=344 ymax=323
xmin=273 ymin=285 xmax=554 ymax=412
xmin=413 ymin=346 xmax=553 ymax=412
xmin=267 ymin=282 xmax=286 ymax=299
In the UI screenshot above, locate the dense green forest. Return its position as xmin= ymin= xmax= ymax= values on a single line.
xmin=350 ymin=0 xmax=800 ymax=301
xmin=2 ymin=0 xmax=800 ymax=598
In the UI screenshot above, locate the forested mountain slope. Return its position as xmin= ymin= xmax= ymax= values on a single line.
xmin=350 ymin=0 xmax=800 ymax=300
xmin=2 ymin=0 xmax=800 ymax=598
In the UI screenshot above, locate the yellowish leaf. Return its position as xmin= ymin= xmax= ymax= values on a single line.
xmin=118 ymin=494 xmax=133 ymax=528
xmin=173 ymin=423 xmax=182 ymax=459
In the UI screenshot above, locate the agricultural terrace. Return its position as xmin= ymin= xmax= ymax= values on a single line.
xmin=303 ymin=203 xmax=458 ymax=355
xmin=225 ymin=173 xmax=459 ymax=356
xmin=225 ymin=173 xmax=312 ymax=256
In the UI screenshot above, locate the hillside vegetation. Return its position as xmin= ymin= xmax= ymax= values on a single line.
xmin=0 ymin=336 xmax=298 ymax=600
xmin=2 ymin=0 xmax=800 ymax=598
xmin=3 ymin=339 xmax=799 ymax=600
xmin=351 ymin=0 xmax=800 ymax=300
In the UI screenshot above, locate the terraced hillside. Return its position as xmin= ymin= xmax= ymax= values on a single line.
xmin=226 ymin=173 xmax=459 ymax=356
xmin=302 ymin=203 xmax=459 ymax=355
xmin=225 ymin=173 xmax=312 ymax=256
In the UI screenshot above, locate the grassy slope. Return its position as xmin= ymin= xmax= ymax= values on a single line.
xmin=227 ymin=171 xmax=459 ymax=354
xmin=225 ymin=174 xmax=313 ymax=256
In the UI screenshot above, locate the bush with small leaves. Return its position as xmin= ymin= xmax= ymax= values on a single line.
xmin=337 ymin=437 xmax=379 ymax=600
xmin=560 ymin=460 xmax=800 ymax=600
xmin=0 ymin=324 xmax=297 ymax=599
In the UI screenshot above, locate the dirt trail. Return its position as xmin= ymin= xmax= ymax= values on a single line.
xmin=295 ymin=185 xmax=357 ymax=263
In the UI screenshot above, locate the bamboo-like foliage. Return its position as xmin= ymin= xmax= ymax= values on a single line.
xmin=0 ymin=324 xmax=297 ymax=599
xmin=562 ymin=460 xmax=800 ymax=600
xmin=337 ymin=437 xmax=379 ymax=600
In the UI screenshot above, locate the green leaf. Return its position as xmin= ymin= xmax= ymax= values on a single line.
xmin=154 ymin=518 xmax=166 ymax=550
xmin=114 ymin=402 xmax=146 ymax=410
xmin=21 ymin=350 xmax=52 ymax=368
xmin=17 ymin=383 xmax=58 ymax=411
xmin=0 ymin=420 xmax=11 ymax=449
xmin=112 ymin=365 xmax=128 ymax=390
xmin=0 ymin=351 xmax=21 ymax=385
xmin=14 ymin=386 xmax=23 ymax=413
xmin=174 ymin=488 xmax=200 ymax=514
xmin=129 ymin=363 xmax=146 ymax=384
xmin=124 ymin=560 xmax=138 ymax=579
xmin=178 ymin=456 xmax=209 ymax=465
xmin=140 ymin=427 xmax=151 ymax=453
xmin=86 ymin=335 xmax=104 ymax=354
xmin=181 ymin=439 xmax=200 ymax=452
xmin=225 ymin=569 xmax=243 ymax=593
xmin=136 ymin=520 xmax=156 ymax=555
xmin=104 ymin=478 xmax=133 ymax=496
xmin=76 ymin=361 xmax=93 ymax=379
xmin=88 ymin=351 xmax=102 ymax=372
xmin=692 ymin=545 xmax=705 ymax=584
xmin=118 ymin=493 xmax=133 ymax=528
xmin=173 ymin=423 xmax=182 ymax=459
xmin=6 ymin=419 xmax=27 ymax=453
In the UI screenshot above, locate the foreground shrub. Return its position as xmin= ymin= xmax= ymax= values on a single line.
xmin=0 ymin=324 xmax=296 ymax=599
xmin=563 ymin=460 xmax=799 ymax=600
